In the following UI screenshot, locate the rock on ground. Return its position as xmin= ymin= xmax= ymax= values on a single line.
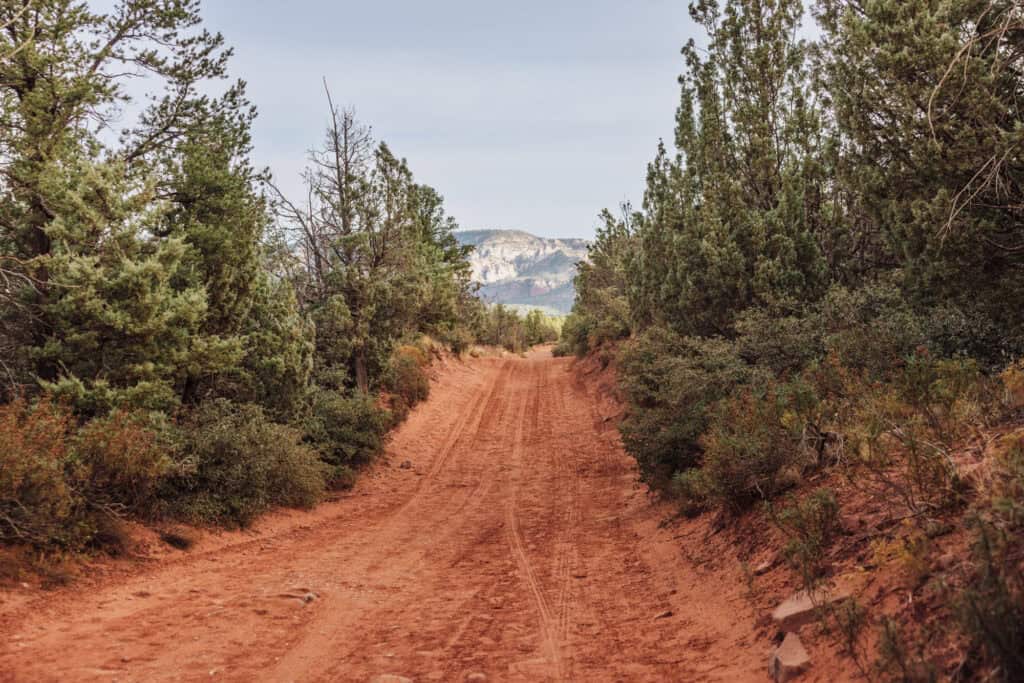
xmin=771 ymin=582 xmax=854 ymax=632
xmin=769 ymin=632 xmax=811 ymax=683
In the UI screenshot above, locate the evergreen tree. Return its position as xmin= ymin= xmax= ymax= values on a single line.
xmin=0 ymin=0 xmax=251 ymax=407
xmin=631 ymin=0 xmax=828 ymax=336
xmin=275 ymin=98 xmax=472 ymax=393
xmin=816 ymin=0 xmax=1024 ymax=357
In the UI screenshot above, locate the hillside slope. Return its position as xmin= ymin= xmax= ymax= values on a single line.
xmin=456 ymin=230 xmax=589 ymax=314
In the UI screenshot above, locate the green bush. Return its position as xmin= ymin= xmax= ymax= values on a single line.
xmin=618 ymin=328 xmax=762 ymax=486
xmin=775 ymin=488 xmax=841 ymax=586
xmin=956 ymin=521 xmax=1024 ymax=683
xmin=303 ymin=389 xmax=390 ymax=486
xmin=70 ymin=410 xmax=174 ymax=516
xmin=843 ymin=355 xmax=980 ymax=517
xmin=698 ymin=383 xmax=806 ymax=512
xmin=0 ymin=398 xmax=85 ymax=548
xmin=443 ymin=324 xmax=476 ymax=355
xmin=735 ymin=306 xmax=822 ymax=375
xmin=165 ymin=400 xmax=327 ymax=527
xmin=671 ymin=468 xmax=711 ymax=517
xmin=818 ymin=282 xmax=927 ymax=378
xmin=555 ymin=313 xmax=594 ymax=358
xmin=989 ymin=435 xmax=1024 ymax=529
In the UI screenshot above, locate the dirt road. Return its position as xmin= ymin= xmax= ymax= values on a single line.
xmin=0 ymin=352 xmax=765 ymax=682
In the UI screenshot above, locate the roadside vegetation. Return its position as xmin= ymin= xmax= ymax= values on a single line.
xmin=565 ymin=0 xmax=1024 ymax=679
xmin=0 ymin=0 xmax=534 ymax=574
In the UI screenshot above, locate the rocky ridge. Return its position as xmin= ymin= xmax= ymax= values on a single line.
xmin=455 ymin=229 xmax=589 ymax=315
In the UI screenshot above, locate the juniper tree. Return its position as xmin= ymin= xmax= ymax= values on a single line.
xmin=631 ymin=0 xmax=829 ymax=337
xmin=816 ymin=0 xmax=1024 ymax=359
xmin=0 ymin=0 xmax=268 ymax=408
xmin=275 ymin=97 xmax=471 ymax=393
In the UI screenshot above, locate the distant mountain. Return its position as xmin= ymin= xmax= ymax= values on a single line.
xmin=455 ymin=229 xmax=589 ymax=315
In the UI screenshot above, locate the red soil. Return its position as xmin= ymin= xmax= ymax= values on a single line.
xmin=0 ymin=351 xmax=768 ymax=682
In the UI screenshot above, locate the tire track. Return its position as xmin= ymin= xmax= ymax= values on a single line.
xmin=504 ymin=360 xmax=564 ymax=681
xmin=0 ymin=352 xmax=768 ymax=683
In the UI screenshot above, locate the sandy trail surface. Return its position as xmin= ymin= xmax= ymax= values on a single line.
xmin=0 ymin=352 xmax=764 ymax=682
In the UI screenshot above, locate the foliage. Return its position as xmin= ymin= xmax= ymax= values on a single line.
xmin=0 ymin=1 xmax=479 ymax=553
xmin=474 ymin=304 xmax=561 ymax=353
xmin=618 ymin=329 xmax=761 ymax=485
xmin=0 ymin=398 xmax=169 ymax=550
xmin=164 ymin=401 xmax=327 ymax=528
xmin=956 ymin=511 xmax=1024 ymax=681
xmin=697 ymin=382 xmax=810 ymax=512
xmin=273 ymin=104 xmax=475 ymax=393
xmin=842 ymin=356 xmax=984 ymax=518
xmin=384 ymin=345 xmax=431 ymax=421
xmin=564 ymin=0 xmax=1024 ymax=677
xmin=951 ymin=436 xmax=1024 ymax=681
xmin=302 ymin=389 xmax=390 ymax=487
xmin=70 ymin=410 xmax=175 ymax=517
xmin=816 ymin=282 xmax=928 ymax=378
xmin=554 ymin=313 xmax=594 ymax=358
xmin=774 ymin=488 xmax=841 ymax=586
xmin=816 ymin=0 xmax=1024 ymax=363
xmin=0 ymin=398 xmax=81 ymax=548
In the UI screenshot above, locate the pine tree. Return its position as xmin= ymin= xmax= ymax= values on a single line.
xmin=0 ymin=1 xmax=259 ymax=408
xmin=631 ymin=0 xmax=829 ymax=337
xmin=275 ymin=98 xmax=473 ymax=393
xmin=816 ymin=0 xmax=1024 ymax=357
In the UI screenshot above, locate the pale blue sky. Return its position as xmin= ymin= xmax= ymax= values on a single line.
xmin=116 ymin=1 xmax=700 ymax=239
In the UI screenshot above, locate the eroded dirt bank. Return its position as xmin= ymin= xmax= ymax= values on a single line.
xmin=0 ymin=351 xmax=765 ymax=682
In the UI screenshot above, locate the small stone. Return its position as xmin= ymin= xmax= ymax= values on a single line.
xmin=654 ymin=609 xmax=674 ymax=620
xmin=466 ymin=674 xmax=488 ymax=682
xmin=753 ymin=559 xmax=775 ymax=576
xmin=400 ymin=461 xmax=413 ymax=470
xmin=769 ymin=632 xmax=811 ymax=682
xmin=302 ymin=592 xmax=318 ymax=604
xmin=370 ymin=676 xmax=412 ymax=683
xmin=771 ymin=582 xmax=854 ymax=632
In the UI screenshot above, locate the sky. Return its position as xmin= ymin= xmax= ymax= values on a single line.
xmin=154 ymin=1 xmax=699 ymax=239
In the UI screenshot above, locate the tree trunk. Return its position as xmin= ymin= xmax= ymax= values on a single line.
xmin=354 ymin=348 xmax=369 ymax=394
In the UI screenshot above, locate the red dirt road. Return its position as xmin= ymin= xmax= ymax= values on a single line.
xmin=0 ymin=352 xmax=765 ymax=682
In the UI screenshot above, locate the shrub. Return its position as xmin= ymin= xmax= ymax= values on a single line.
xmin=303 ymin=389 xmax=390 ymax=486
xmin=0 ymin=398 xmax=83 ymax=548
xmin=698 ymin=383 xmax=806 ymax=512
xmin=1001 ymin=360 xmax=1024 ymax=412
xmin=70 ymin=410 xmax=174 ymax=516
xmin=0 ymin=398 xmax=170 ymax=551
xmin=844 ymin=355 xmax=981 ymax=518
xmin=618 ymin=328 xmax=761 ymax=486
xmin=818 ymin=281 xmax=927 ymax=378
xmin=385 ymin=346 xmax=430 ymax=414
xmin=555 ymin=313 xmax=594 ymax=358
xmin=443 ymin=325 xmax=476 ymax=355
xmin=875 ymin=617 xmax=937 ymax=683
xmin=774 ymin=488 xmax=841 ymax=586
xmin=165 ymin=400 xmax=327 ymax=527
xmin=989 ymin=434 xmax=1024 ymax=529
xmin=671 ymin=468 xmax=711 ymax=517
xmin=895 ymin=353 xmax=984 ymax=443
xmin=735 ymin=306 xmax=823 ymax=375
xmin=955 ymin=521 xmax=1024 ymax=683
